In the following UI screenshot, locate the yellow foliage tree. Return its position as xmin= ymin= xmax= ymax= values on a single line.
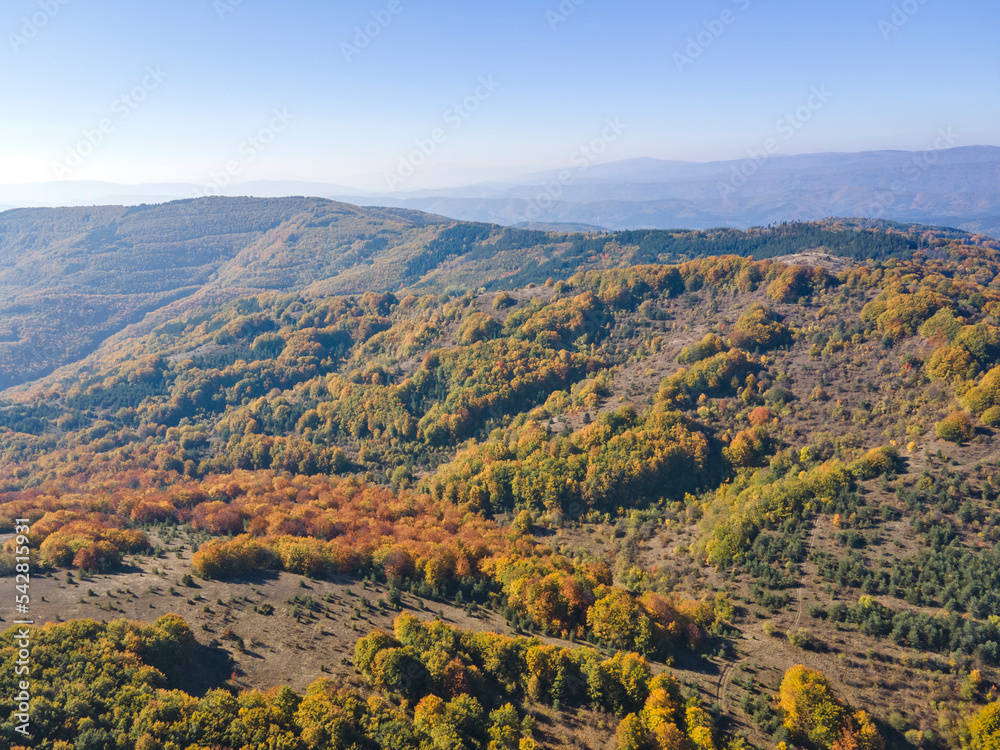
xmin=779 ymin=665 xmax=846 ymax=750
xmin=615 ymin=713 xmax=648 ymax=750
xmin=685 ymin=703 xmax=717 ymax=750
xmin=968 ymin=702 xmax=1000 ymax=750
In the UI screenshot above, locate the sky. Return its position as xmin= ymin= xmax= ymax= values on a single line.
xmin=1 ymin=0 xmax=998 ymax=191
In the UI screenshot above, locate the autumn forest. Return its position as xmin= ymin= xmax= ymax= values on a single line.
xmin=1 ymin=198 xmax=1000 ymax=750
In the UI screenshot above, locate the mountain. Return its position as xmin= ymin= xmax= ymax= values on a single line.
xmin=3 ymin=147 xmax=998 ymax=237
xmin=4 ymin=195 xmax=991 ymax=392
xmin=0 ymin=197 xmax=447 ymax=389
xmin=355 ymin=146 xmax=1000 ymax=236
xmin=512 ymin=221 xmax=611 ymax=233
xmin=3 ymin=232 xmax=1000 ymax=748
xmin=0 ymin=179 xmax=360 ymax=208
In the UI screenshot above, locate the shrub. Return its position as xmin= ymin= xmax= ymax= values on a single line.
xmin=935 ymin=411 xmax=975 ymax=444
xmin=850 ymin=446 xmax=900 ymax=480
xmin=787 ymin=628 xmax=816 ymax=650
xmin=982 ymin=406 xmax=1000 ymax=427
xmin=493 ymin=292 xmax=516 ymax=310
xmin=677 ymin=334 xmax=727 ymax=365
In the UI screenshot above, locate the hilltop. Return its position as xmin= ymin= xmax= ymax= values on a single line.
xmin=2 ymin=195 xmax=993 ymax=391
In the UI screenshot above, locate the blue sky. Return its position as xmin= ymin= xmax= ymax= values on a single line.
xmin=1 ymin=0 xmax=997 ymax=189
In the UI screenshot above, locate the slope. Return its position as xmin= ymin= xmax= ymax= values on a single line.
xmin=4 ymin=236 xmax=1000 ymax=747
xmin=0 ymin=197 xmax=454 ymax=389
xmin=5 ymin=194 xmax=988 ymax=393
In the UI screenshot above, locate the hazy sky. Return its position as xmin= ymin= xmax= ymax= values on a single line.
xmin=2 ymin=0 xmax=997 ymax=190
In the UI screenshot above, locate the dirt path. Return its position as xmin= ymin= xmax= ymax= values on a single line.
xmin=716 ymin=659 xmax=737 ymax=710
xmin=715 ymin=638 xmax=768 ymax=714
xmin=792 ymin=522 xmax=822 ymax=631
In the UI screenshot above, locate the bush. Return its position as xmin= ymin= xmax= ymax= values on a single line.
xmin=763 ymin=386 xmax=795 ymax=407
xmin=787 ymin=628 xmax=816 ymax=650
xmin=850 ymin=445 xmax=900 ymax=480
xmin=677 ymin=333 xmax=727 ymax=365
xmin=982 ymin=406 xmax=1000 ymax=427
xmin=935 ymin=411 xmax=975 ymax=444
xmin=493 ymin=292 xmax=516 ymax=310
xmin=386 ymin=586 xmax=403 ymax=609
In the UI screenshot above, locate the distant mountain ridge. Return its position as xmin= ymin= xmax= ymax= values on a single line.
xmin=2 ymin=146 xmax=998 ymax=236
xmin=353 ymin=146 xmax=1000 ymax=236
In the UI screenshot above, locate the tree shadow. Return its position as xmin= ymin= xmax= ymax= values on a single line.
xmin=238 ymin=569 xmax=282 ymax=585
xmin=670 ymin=648 xmax=723 ymax=678
xmin=167 ymin=641 xmax=236 ymax=697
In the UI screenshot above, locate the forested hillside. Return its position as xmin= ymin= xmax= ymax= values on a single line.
xmin=0 ymin=198 xmax=447 ymax=389
xmin=3 ymin=196 xmax=994 ymax=391
xmin=3 ymin=212 xmax=1000 ymax=749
